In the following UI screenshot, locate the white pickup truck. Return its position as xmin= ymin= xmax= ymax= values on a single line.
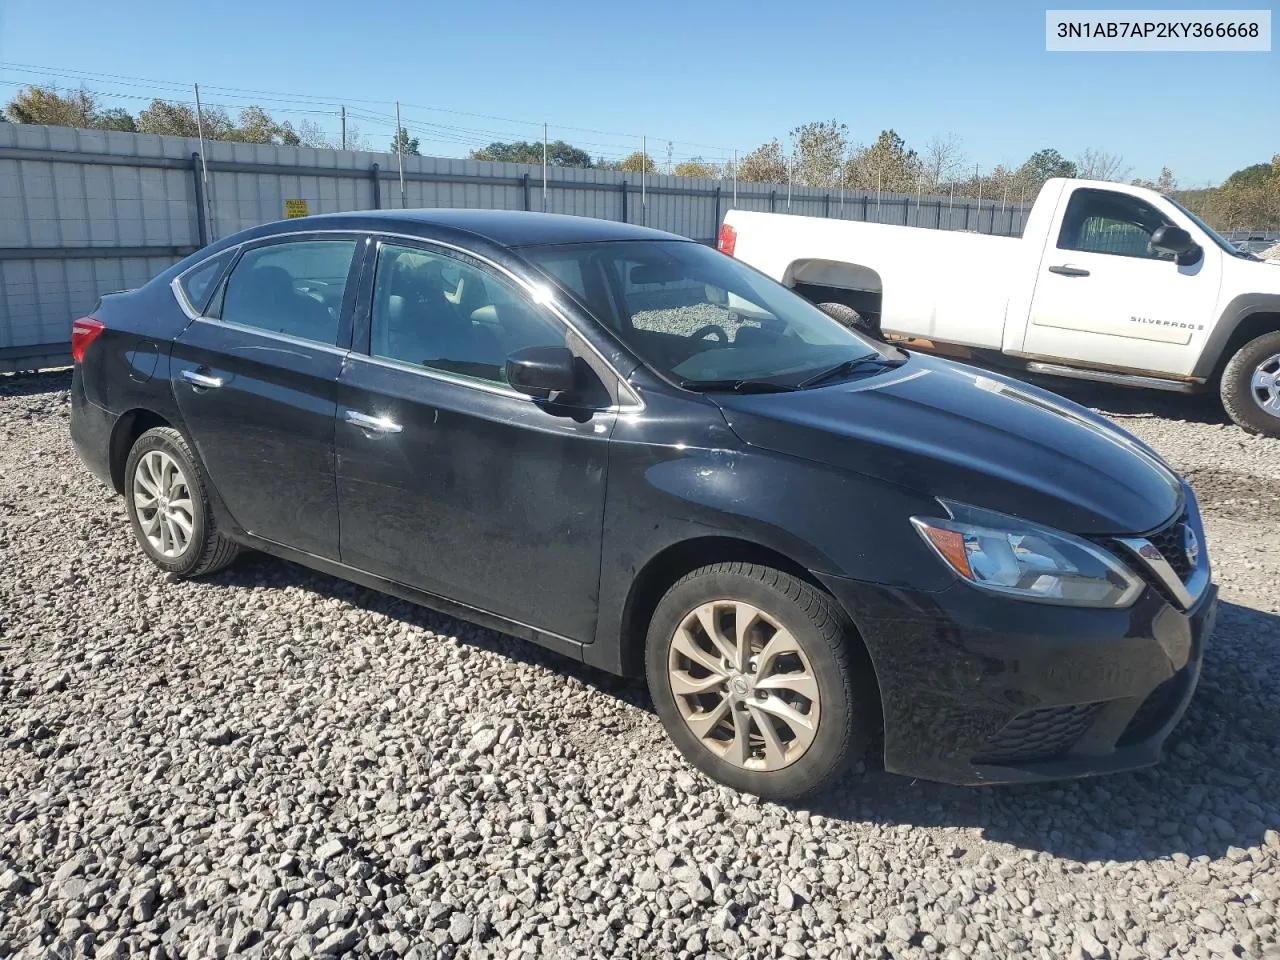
xmin=720 ymin=178 xmax=1280 ymax=437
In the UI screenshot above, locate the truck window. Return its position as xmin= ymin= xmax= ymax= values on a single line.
xmin=1056 ymin=188 xmax=1174 ymax=261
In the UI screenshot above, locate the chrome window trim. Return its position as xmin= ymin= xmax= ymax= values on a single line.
xmin=366 ymin=232 xmax=645 ymax=412
xmin=170 ymin=226 xmax=645 ymax=412
xmin=171 ymin=243 xmax=246 ymax=321
xmin=187 ymin=316 xmax=353 ymax=357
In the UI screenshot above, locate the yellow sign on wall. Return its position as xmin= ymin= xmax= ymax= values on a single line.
xmin=284 ymin=199 xmax=309 ymax=219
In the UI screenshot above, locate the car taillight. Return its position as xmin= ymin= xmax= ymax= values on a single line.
xmin=717 ymin=223 xmax=737 ymax=257
xmin=71 ymin=317 xmax=105 ymax=363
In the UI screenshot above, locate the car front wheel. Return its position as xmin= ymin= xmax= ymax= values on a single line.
xmin=124 ymin=426 xmax=239 ymax=577
xmin=645 ymin=562 xmax=877 ymax=800
xmin=1220 ymin=330 xmax=1280 ymax=437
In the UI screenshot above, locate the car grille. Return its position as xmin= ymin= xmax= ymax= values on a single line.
xmin=1146 ymin=508 xmax=1193 ymax=580
xmin=1095 ymin=506 xmax=1196 ymax=604
xmin=973 ymin=703 xmax=1102 ymax=765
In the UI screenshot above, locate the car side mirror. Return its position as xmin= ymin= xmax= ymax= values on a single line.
xmin=505 ymin=345 xmax=577 ymax=399
xmin=1151 ymin=225 xmax=1202 ymax=266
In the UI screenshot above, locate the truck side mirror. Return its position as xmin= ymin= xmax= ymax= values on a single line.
xmin=1151 ymin=225 xmax=1202 ymax=266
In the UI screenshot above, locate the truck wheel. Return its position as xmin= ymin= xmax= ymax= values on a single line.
xmin=816 ymin=302 xmax=877 ymax=337
xmin=645 ymin=562 xmax=878 ymax=800
xmin=1220 ymin=331 xmax=1280 ymax=437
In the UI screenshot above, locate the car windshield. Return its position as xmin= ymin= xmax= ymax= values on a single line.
xmin=521 ymin=239 xmax=901 ymax=390
xmin=1166 ymin=195 xmax=1261 ymax=261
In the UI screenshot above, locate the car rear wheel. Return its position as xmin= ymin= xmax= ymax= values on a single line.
xmin=124 ymin=427 xmax=239 ymax=577
xmin=645 ymin=562 xmax=876 ymax=800
xmin=1220 ymin=331 xmax=1280 ymax=437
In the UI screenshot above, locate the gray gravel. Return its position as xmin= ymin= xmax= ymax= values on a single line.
xmin=2 ymin=369 xmax=1279 ymax=960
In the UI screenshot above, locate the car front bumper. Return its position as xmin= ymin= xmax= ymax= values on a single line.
xmin=818 ymin=572 xmax=1217 ymax=786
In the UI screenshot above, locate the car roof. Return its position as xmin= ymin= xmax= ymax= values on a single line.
xmin=292 ymin=209 xmax=684 ymax=249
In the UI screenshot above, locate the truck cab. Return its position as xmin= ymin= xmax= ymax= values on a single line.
xmin=723 ymin=179 xmax=1280 ymax=437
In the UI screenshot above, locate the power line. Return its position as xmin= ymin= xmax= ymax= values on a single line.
xmin=0 ymin=60 xmax=745 ymax=158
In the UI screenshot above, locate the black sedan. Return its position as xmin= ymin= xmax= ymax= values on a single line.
xmin=69 ymin=209 xmax=1217 ymax=800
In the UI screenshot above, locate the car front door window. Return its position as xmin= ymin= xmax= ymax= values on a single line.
xmin=370 ymin=243 xmax=565 ymax=384
xmin=1057 ymin=189 xmax=1174 ymax=261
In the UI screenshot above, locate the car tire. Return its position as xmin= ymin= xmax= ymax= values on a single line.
xmin=816 ymin=301 xmax=875 ymax=336
xmin=1220 ymin=331 xmax=1280 ymax=437
xmin=123 ymin=426 xmax=240 ymax=577
xmin=645 ymin=562 xmax=877 ymax=801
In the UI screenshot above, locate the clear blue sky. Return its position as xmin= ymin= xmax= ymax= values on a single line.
xmin=0 ymin=0 xmax=1274 ymax=184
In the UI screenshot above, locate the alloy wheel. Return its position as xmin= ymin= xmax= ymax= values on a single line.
xmin=1251 ymin=352 xmax=1280 ymax=418
xmin=132 ymin=450 xmax=194 ymax=558
xmin=667 ymin=600 xmax=821 ymax=771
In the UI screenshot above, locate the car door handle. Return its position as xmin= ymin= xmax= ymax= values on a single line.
xmin=181 ymin=369 xmax=224 ymax=389
xmin=343 ymin=410 xmax=403 ymax=435
xmin=1048 ymin=264 xmax=1090 ymax=277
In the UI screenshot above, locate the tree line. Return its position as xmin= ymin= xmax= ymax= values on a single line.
xmin=4 ymin=85 xmax=1275 ymax=230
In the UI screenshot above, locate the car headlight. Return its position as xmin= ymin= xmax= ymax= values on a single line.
xmin=910 ymin=501 xmax=1143 ymax=608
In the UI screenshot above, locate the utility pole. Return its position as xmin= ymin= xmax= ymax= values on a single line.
xmin=193 ymin=83 xmax=213 ymax=240
xmin=341 ymin=105 xmax=346 ymax=151
xmin=542 ymin=122 xmax=548 ymax=212
xmin=641 ymin=135 xmax=647 ymax=226
xmin=396 ymin=101 xmax=405 ymax=206
xmin=733 ymin=148 xmax=738 ymax=207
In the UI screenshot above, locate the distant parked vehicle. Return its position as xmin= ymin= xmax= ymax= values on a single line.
xmin=722 ymin=178 xmax=1280 ymax=436
xmin=71 ymin=210 xmax=1215 ymax=799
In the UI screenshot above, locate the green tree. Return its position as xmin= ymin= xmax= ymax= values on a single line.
xmin=738 ymin=139 xmax=787 ymax=183
xmin=790 ymin=120 xmax=848 ymax=187
xmin=619 ymin=151 xmax=657 ymax=174
xmin=137 ymin=99 xmax=233 ymax=139
xmin=470 ymin=139 xmax=592 ymax=168
xmin=1224 ymin=162 xmax=1272 ymax=190
xmin=673 ymin=158 xmax=721 ymax=179
xmin=234 ymin=105 xmax=286 ymax=144
xmin=95 ymin=107 xmax=137 ymax=133
xmin=391 ymin=127 xmax=420 ymax=156
xmin=5 ymin=85 xmax=98 ymax=127
xmin=1018 ymin=148 xmax=1077 ymax=184
xmin=846 ymin=130 xmax=921 ymax=192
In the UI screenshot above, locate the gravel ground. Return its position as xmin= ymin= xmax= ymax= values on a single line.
xmin=1 ymin=369 xmax=1278 ymax=960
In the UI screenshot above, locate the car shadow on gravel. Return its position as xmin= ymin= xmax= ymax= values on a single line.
xmin=205 ymin=555 xmax=1279 ymax=864
xmin=202 ymin=552 xmax=653 ymax=710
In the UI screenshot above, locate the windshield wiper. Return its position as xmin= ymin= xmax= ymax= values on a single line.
xmin=797 ymin=355 xmax=903 ymax=390
xmin=678 ymin=378 xmax=796 ymax=393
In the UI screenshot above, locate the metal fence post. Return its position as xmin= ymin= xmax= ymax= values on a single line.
xmin=823 ymin=193 xmax=830 ymax=218
xmin=620 ymin=180 xmax=628 ymax=223
xmin=713 ymin=185 xmax=722 ymax=240
xmin=190 ymin=153 xmax=207 ymax=247
xmin=370 ymin=163 xmax=381 ymax=210
xmin=861 ymin=195 xmax=869 ymax=222
xmin=522 ymin=173 xmax=531 ymax=212
xmin=769 ymin=190 xmax=776 ymax=212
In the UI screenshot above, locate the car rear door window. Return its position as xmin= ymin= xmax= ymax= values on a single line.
xmin=218 ymin=239 xmax=358 ymax=345
xmin=369 ymin=242 xmax=564 ymax=385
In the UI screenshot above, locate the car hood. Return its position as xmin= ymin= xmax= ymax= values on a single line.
xmin=712 ymin=352 xmax=1182 ymax=536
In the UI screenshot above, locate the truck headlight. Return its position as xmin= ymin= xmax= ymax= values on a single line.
xmin=911 ymin=502 xmax=1143 ymax=608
